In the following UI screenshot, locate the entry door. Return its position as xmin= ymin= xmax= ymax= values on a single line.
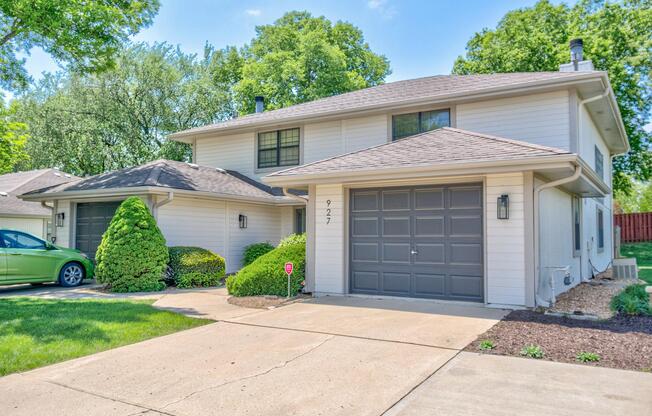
xmin=349 ymin=185 xmax=484 ymax=302
xmin=75 ymin=201 xmax=122 ymax=259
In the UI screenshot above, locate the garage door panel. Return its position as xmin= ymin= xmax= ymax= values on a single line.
xmin=352 ymin=271 xmax=379 ymax=291
xmin=382 ymin=217 xmax=410 ymax=236
xmin=352 ymin=217 xmax=379 ymax=237
xmin=382 ymin=272 xmax=411 ymax=294
xmin=75 ymin=201 xmax=121 ymax=259
xmin=350 ymin=184 xmax=484 ymax=302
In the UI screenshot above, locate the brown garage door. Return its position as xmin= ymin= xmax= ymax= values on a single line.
xmin=349 ymin=184 xmax=484 ymax=302
xmin=75 ymin=201 xmax=122 ymax=259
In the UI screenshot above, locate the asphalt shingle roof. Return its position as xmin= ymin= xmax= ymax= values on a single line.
xmin=23 ymin=160 xmax=296 ymax=202
xmin=0 ymin=169 xmax=77 ymax=216
xmin=267 ymin=128 xmax=572 ymax=178
xmin=171 ymin=71 xmax=602 ymax=138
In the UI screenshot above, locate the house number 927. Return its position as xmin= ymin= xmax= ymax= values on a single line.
xmin=326 ymin=199 xmax=332 ymax=224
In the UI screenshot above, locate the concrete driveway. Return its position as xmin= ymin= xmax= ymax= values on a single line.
xmin=1 ymin=288 xmax=651 ymax=415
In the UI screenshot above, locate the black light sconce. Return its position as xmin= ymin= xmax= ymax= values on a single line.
xmin=239 ymin=214 xmax=247 ymax=229
xmin=56 ymin=212 xmax=65 ymax=227
xmin=497 ymin=194 xmax=509 ymax=220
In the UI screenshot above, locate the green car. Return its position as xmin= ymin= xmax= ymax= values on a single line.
xmin=0 ymin=229 xmax=94 ymax=287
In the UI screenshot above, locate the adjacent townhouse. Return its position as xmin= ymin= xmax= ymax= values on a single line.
xmin=22 ymin=41 xmax=628 ymax=308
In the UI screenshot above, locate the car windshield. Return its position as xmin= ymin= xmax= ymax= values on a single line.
xmin=0 ymin=231 xmax=46 ymax=249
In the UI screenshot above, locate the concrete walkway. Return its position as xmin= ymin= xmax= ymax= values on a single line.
xmin=1 ymin=284 xmax=651 ymax=415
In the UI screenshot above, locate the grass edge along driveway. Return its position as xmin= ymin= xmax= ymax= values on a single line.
xmin=0 ymin=297 xmax=212 ymax=376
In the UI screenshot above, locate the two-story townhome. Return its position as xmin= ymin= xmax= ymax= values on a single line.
xmin=22 ymin=41 xmax=628 ymax=308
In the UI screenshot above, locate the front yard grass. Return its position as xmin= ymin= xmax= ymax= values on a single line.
xmin=621 ymin=242 xmax=652 ymax=285
xmin=0 ymin=297 xmax=212 ymax=376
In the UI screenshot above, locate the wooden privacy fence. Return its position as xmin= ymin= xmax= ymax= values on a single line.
xmin=614 ymin=212 xmax=652 ymax=243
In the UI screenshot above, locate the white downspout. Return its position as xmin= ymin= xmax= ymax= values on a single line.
xmin=534 ymin=164 xmax=582 ymax=306
xmin=282 ymin=187 xmax=308 ymax=204
xmin=152 ymin=192 xmax=174 ymax=219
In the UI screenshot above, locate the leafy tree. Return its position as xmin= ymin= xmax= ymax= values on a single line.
xmin=0 ymin=99 xmax=28 ymax=173
xmin=217 ymin=11 xmax=391 ymax=114
xmin=15 ymin=43 xmax=230 ymax=175
xmin=95 ymin=196 xmax=168 ymax=292
xmin=0 ymin=0 xmax=160 ymax=90
xmin=452 ymin=0 xmax=652 ymax=193
xmin=615 ymin=181 xmax=652 ymax=213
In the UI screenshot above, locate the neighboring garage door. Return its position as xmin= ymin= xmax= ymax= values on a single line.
xmin=75 ymin=201 xmax=122 ymax=259
xmin=349 ymin=184 xmax=484 ymax=302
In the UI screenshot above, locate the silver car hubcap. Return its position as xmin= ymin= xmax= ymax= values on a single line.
xmin=63 ymin=265 xmax=83 ymax=285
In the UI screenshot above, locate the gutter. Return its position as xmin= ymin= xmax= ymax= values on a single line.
xmin=533 ymin=164 xmax=582 ymax=307
xmin=152 ymin=192 xmax=174 ymax=218
xmin=282 ymin=187 xmax=308 ymax=204
xmin=577 ymin=90 xmax=610 ymax=157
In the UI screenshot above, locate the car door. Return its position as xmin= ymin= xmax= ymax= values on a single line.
xmin=0 ymin=237 xmax=7 ymax=280
xmin=0 ymin=231 xmax=58 ymax=280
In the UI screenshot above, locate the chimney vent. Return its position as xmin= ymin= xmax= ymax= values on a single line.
xmin=255 ymin=96 xmax=264 ymax=113
xmin=570 ymin=38 xmax=583 ymax=69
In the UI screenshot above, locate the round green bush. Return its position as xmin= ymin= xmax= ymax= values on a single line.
xmin=95 ymin=197 xmax=168 ymax=292
xmin=227 ymin=239 xmax=305 ymax=297
xmin=242 ymin=242 xmax=275 ymax=266
xmin=168 ymin=246 xmax=226 ymax=288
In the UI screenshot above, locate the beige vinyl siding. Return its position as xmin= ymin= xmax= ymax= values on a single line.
xmin=313 ymin=184 xmax=345 ymax=294
xmin=457 ymin=90 xmax=571 ymax=151
xmin=304 ymin=120 xmax=343 ymax=162
xmin=485 ymin=173 xmax=526 ymax=306
xmin=0 ymin=217 xmax=47 ymax=238
xmin=342 ymin=114 xmax=388 ymax=153
xmin=537 ymin=181 xmax=582 ymax=297
xmin=56 ymin=200 xmax=72 ymax=247
xmin=195 ymin=132 xmax=255 ymax=178
xmin=158 ymin=197 xmax=227 ymax=263
xmin=280 ymin=206 xmax=295 ymax=237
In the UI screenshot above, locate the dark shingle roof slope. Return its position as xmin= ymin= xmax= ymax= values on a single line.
xmin=267 ymin=128 xmax=571 ymax=178
xmin=171 ymin=71 xmax=602 ymax=138
xmin=23 ymin=160 xmax=295 ymax=202
xmin=0 ymin=169 xmax=77 ymax=216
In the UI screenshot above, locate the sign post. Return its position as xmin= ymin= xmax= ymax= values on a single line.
xmin=284 ymin=262 xmax=294 ymax=298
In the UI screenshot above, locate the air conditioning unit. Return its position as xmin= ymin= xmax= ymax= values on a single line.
xmin=612 ymin=258 xmax=638 ymax=280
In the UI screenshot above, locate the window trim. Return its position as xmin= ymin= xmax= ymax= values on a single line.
xmin=255 ymin=127 xmax=303 ymax=172
xmin=594 ymin=145 xmax=604 ymax=180
xmin=391 ymin=107 xmax=452 ymax=141
xmin=295 ymin=207 xmax=306 ymax=234
xmin=597 ymin=207 xmax=605 ymax=253
xmin=572 ymin=196 xmax=581 ymax=257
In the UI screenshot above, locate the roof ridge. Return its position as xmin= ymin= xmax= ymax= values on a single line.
xmin=442 ymin=127 xmax=570 ymax=154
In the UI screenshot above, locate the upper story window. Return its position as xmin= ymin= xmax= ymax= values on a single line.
xmin=257 ymin=128 xmax=300 ymax=169
xmin=595 ymin=145 xmax=604 ymax=180
xmin=392 ymin=109 xmax=450 ymax=140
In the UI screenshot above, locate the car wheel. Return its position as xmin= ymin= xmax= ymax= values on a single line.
xmin=59 ymin=263 xmax=85 ymax=287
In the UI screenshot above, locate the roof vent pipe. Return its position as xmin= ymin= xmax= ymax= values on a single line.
xmin=255 ymin=96 xmax=265 ymax=113
xmin=570 ymin=38 xmax=583 ymax=70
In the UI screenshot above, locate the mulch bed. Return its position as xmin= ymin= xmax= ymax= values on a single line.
xmin=465 ymin=310 xmax=652 ymax=372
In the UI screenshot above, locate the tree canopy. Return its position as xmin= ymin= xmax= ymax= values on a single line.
xmin=453 ymin=0 xmax=652 ymax=193
xmin=0 ymin=99 xmax=27 ymax=173
xmin=0 ymin=0 xmax=160 ymax=91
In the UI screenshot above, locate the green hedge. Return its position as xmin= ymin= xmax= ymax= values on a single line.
xmin=278 ymin=233 xmax=306 ymax=247
xmin=242 ymin=242 xmax=275 ymax=266
xmin=610 ymin=284 xmax=651 ymax=316
xmin=227 ymin=235 xmax=305 ymax=297
xmin=168 ymin=246 xmax=226 ymax=288
xmin=95 ymin=197 xmax=168 ymax=292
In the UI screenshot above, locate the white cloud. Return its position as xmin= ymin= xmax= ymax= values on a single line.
xmin=245 ymin=9 xmax=261 ymax=16
xmin=366 ymin=0 xmax=396 ymax=19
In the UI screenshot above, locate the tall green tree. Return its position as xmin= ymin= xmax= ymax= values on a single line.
xmin=452 ymin=0 xmax=652 ymax=193
xmin=16 ymin=43 xmax=230 ymax=175
xmin=0 ymin=0 xmax=160 ymax=91
xmin=218 ymin=11 xmax=391 ymax=114
xmin=0 ymin=99 xmax=28 ymax=173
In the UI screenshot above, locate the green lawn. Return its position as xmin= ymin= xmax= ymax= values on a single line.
xmin=0 ymin=297 xmax=212 ymax=376
xmin=621 ymin=242 xmax=652 ymax=285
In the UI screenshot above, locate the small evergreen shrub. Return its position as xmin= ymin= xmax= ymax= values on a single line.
xmin=576 ymin=352 xmax=601 ymax=363
xmin=227 ymin=238 xmax=305 ymax=297
xmin=610 ymin=284 xmax=651 ymax=316
xmin=278 ymin=233 xmax=306 ymax=247
xmin=242 ymin=242 xmax=275 ymax=266
xmin=95 ymin=197 xmax=168 ymax=292
xmin=520 ymin=345 xmax=544 ymax=359
xmin=168 ymin=246 xmax=226 ymax=288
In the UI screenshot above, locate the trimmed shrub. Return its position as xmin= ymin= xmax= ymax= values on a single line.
xmin=227 ymin=238 xmax=305 ymax=297
xmin=168 ymin=246 xmax=226 ymax=288
xmin=242 ymin=242 xmax=275 ymax=266
xmin=95 ymin=197 xmax=168 ymax=292
xmin=278 ymin=233 xmax=306 ymax=247
xmin=610 ymin=284 xmax=651 ymax=316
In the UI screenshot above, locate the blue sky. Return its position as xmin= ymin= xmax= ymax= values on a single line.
xmin=24 ymin=0 xmax=568 ymax=83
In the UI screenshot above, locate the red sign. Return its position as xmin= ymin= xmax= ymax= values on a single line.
xmin=284 ymin=262 xmax=294 ymax=275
